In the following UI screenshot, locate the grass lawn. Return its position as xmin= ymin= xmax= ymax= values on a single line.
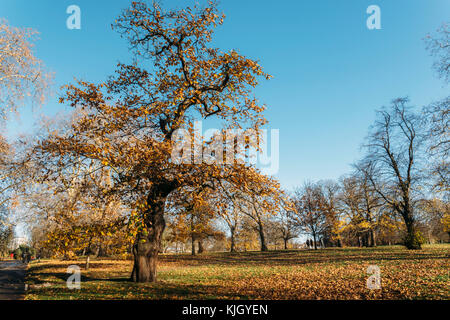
xmin=24 ymin=244 xmax=450 ymax=300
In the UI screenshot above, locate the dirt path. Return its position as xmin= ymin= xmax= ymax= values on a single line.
xmin=0 ymin=260 xmax=27 ymax=300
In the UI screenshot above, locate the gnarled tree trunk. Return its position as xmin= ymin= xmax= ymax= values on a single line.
xmin=130 ymin=184 xmax=173 ymax=283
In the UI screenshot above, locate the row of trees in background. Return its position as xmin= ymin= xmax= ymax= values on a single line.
xmin=290 ymin=23 xmax=449 ymax=250
xmin=0 ymin=2 xmax=448 ymax=282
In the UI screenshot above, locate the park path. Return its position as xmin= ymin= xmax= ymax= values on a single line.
xmin=0 ymin=260 xmax=26 ymax=300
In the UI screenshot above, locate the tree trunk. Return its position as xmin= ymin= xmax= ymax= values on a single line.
xmin=198 ymin=240 xmax=204 ymax=254
xmin=131 ymin=185 xmax=172 ymax=283
xmin=230 ymin=227 xmax=236 ymax=252
xmin=363 ymin=233 xmax=369 ymax=247
xmin=369 ymin=229 xmax=376 ymax=247
xmin=97 ymin=244 xmax=107 ymax=257
xmin=191 ymin=235 xmax=196 ymax=256
xmin=404 ymin=215 xmax=421 ymax=250
xmin=312 ymin=233 xmax=317 ymax=250
xmin=258 ymin=224 xmax=268 ymax=251
xmin=284 ymin=238 xmax=288 ymax=250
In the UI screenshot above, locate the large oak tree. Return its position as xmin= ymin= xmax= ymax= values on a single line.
xmin=34 ymin=1 xmax=281 ymax=282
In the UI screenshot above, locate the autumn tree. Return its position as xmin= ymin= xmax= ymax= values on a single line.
xmin=239 ymin=193 xmax=272 ymax=252
xmin=214 ymin=181 xmax=243 ymax=252
xmin=360 ymin=98 xmax=425 ymax=249
xmin=339 ymin=171 xmax=382 ymax=247
xmin=11 ymin=115 xmax=130 ymax=262
xmin=219 ymin=203 xmax=241 ymax=252
xmin=34 ymin=1 xmax=280 ymax=282
xmin=234 ymin=215 xmax=261 ymax=252
xmin=29 ymin=161 xmax=129 ymax=261
xmin=166 ymin=190 xmax=224 ymax=255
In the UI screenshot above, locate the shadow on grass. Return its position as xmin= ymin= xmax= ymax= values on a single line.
xmin=160 ymin=247 xmax=450 ymax=267
xmin=27 ymin=276 xmax=248 ymax=300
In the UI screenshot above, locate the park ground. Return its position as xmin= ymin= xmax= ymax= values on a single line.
xmin=0 ymin=260 xmax=26 ymax=300
xmin=24 ymin=244 xmax=449 ymax=300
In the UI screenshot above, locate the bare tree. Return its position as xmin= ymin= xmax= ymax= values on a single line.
xmin=317 ymin=180 xmax=341 ymax=247
xmin=276 ymin=203 xmax=300 ymax=249
xmin=360 ymin=98 xmax=425 ymax=249
xmin=293 ymin=182 xmax=328 ymax=250
xmin=0 ymin=19 xmax=51 ymax=118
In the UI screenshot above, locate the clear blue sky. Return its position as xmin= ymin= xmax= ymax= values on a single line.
xmin=2 ymin=0 xmax=449 ymax=191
